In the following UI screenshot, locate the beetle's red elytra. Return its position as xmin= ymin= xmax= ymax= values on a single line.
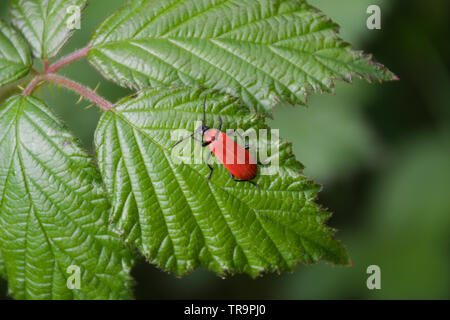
xmin=172 ymin=97 xmax=258 ymax=188
xmin=204 ymin=129 xmax=257 ymax=181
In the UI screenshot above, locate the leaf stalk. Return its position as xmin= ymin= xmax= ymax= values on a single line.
xmin=45 ymin=46 xmax=91 ymax=73
xmin=21 ymin=46 xmax=114 ymax=111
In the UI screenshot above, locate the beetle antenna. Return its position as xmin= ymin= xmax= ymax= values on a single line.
xmin=170 ymin=133 xmax=194 ymax=149
xmin=170 ymin=127 xmax=202 ymax=149
xmin=203 ymin=96 xmax=207 ymax=127
xmin=218 ymin=116 xmax=223 ymax=131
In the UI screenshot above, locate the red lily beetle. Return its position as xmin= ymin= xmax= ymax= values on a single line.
xmin=172 ymin=97 xmax=258 ymax=187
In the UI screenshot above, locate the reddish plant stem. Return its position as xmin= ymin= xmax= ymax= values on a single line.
xmin=42 ymin=59 xmax=50 ymax=72
xmin=22 ymin=74 xmax=114 ymax=111
xmin=45 ymin=74 xmax=114 ymax=110
xmin=21 ymin=46 xmax=113 ymax=111
xmin=22 ymin=75 xmax=45 ymax=96
xmin=46 ymin=46 xmax=91 ymax=74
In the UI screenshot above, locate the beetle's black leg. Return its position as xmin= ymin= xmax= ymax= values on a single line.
xmin=249 ymin=180 xmax=258 ymax=189
xmin=207 ymin=164 xmax=214 ymax=180
xmin=218 ymin=116 xmax=223 ymax=131
xmin=229 ymin=173 xmax=258 ymax=189
xmin=205 ymin=151 xmax=214 ymax=180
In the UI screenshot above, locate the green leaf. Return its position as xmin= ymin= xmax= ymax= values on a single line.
xmin=88 ymin=0 xmax=396 ymax=114
xmin=0 ymin=19 xmax=32 ymax=87
xmin=94 ymin=87 xmax=349 ymax=277
xmin=0 ymin=249 xmax=5 ymax=278
xmin=10 ymin=0 xmax=87 ymax=58
xmin=0 ymin=95 xmax=134 ymax=300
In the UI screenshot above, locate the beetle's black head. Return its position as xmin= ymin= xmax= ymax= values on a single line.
xmin=201 ymin=125 xmax=209 ymax=136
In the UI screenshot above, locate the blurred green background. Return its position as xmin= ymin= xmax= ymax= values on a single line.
xmin=1 ymin=0 xmax=449 ymax=299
